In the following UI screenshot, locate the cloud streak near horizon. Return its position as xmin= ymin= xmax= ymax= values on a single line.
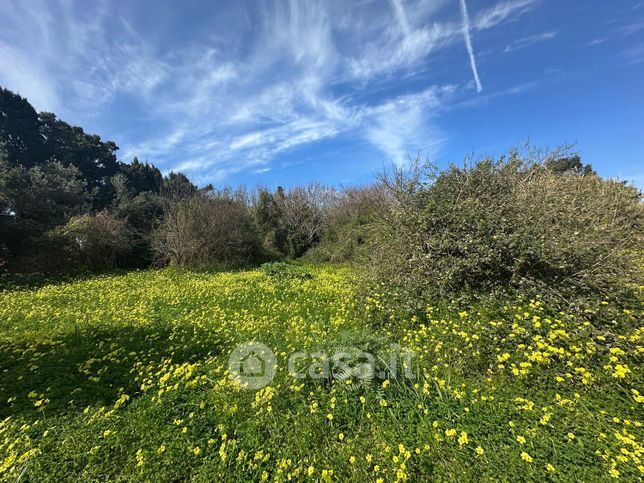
xmin=0 ymin=0 xmax=544 ymax=183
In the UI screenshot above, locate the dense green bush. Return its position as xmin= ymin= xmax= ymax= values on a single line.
xmin=362 ymin=149 xmax=642 ymax=311
xmin=259 ymin=261 xmax=313 ymax=281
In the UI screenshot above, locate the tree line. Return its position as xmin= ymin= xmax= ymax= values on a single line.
xmin=2 ymin=86 xmax=641 ymax=310
xmin=0 ymin=87 xmax=382 ymax=272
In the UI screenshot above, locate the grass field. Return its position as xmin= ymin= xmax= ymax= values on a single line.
xmin=0 ymin=265 xmax=642 ymax=481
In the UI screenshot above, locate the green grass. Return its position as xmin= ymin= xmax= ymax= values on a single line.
xmin=0 ymin=265 xmax=642 ymax=481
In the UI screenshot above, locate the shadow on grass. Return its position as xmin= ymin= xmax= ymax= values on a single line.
xmin=0 ymin=268 xmax=133 ymax=292
xmin=0 ymin=260 xmax=267 ymax=292
xmin=0 ymin=322 xmax=224 ymax=419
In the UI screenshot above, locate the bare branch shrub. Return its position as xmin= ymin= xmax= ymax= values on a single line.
xmin=153 ymin=189 xmax=262 ymax=268
xmin=277 ymin=183 xmax=333 ymax=257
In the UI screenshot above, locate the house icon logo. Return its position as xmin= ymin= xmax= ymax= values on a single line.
xmin=228 ymin=342 xmax=276 ymax=389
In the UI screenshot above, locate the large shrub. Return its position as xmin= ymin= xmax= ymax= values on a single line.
xmin=304 ymin=185 xmax=388 ymax=263
xmin=363 ymin=150 xmax=642 ymax=311
xmin=255 ymin=188 xmax=287 ymax=257
xmin=57 ymin=212 xmax=132 ymax=269
xmin=153 ymin=190 xmax=263 ymax=268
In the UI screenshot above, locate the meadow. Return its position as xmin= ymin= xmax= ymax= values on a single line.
xmin=0 ymin=264 xmax=641 ymax=481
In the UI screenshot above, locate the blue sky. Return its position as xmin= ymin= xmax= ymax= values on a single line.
xmin=1 ymin=0 xmax=643 ymax=188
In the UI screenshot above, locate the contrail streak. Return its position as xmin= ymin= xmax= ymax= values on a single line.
xmin=458 ymin=0 xmax=482 ymax=93
xmin=391 ymin=0 xmax=411 ymax=36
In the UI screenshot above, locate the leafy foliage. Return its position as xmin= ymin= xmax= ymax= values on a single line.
xmin=37 ymin=112 xmax=120 ymax=208
xmin=0 ymin=87 xmax=198 ymax=271
xmin=0 ymin=88 xmax=42 ymax=168
xmin=259 ymin=261 xmax=314 ymax=281
xmin=255 ymin=188 xmax=287 ymax=256
xmin=362 ymin=150 xmax=642 ymax=311
xmin=160 ymin=172 xmax=199 ymax=200
xmin=545 ymin=154 xmax=595 ymax=176
xmin=0 ymin=158 xmax=90 ymax=262
xmin=112 ymin=191 xmax=165 ymax=267
xmin=116 ymin=157 xmax=163 ymax=196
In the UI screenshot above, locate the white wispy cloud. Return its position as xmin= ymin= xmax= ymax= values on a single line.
xmin=504 ymin=31 xmax=556 ymax=52
xmin=587 ymin=18 xmax=644 ymax=52
xmin=0 ymin=0 xmax=168 ymax=115
xmin=364 ymin=91 xmax=451 ymax=164
xmin=0 ymin=0 xmax=538 ymax=182
xmin=588 ymin=37 xmax=609 ymax=46
xmin=474 ymin=0 xmax=537 ymax=30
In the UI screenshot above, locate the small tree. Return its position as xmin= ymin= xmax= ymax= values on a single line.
xmin=255 ymin=188 xmax=286 ymax=255
xmin=278 ymin=183 xmax=331 ymax=258
xmin=545 ymin=154 xmax=595 ymax=176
